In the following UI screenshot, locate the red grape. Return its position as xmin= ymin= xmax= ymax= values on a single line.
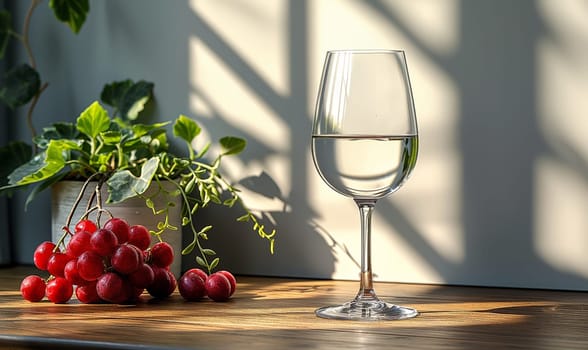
xmin=96 ymin=272 xmax=131 ymax=304
xmin=46 ymin=277 xmax=73 ymax=303
xmin=150 ymin=242 xmax=174 ymax=268
xmin=33 ymin=241 xmax=56 ymax=271
xmin=129 ymin=263 xmax=154 ymax=289
xmin=47 ymin=252 xmax=72 ymax=278
xmin=75 ymin=219 xmax=97 ymax=234
xmin=178 ymin=269 xmax=207 ymax=301
xmin=205 ymin=273 xmax=232 ymax=302
xmin=111 ymin=244 xmax=141 ymax=275
xmin=63 ymin=259 xmax=86 ymax=286
xmin=128 ymin=225 xmax=151 ymax=251
xmin=103 ymin=218 xmax=130 ymax=244
xmin=77 ymin=250 xmax=105 ymax=281
xmin=90 ymin=228 xmax=119 ymax=256
xmin=75 ymin=281 xmax=101 ymax=304
xmin=20 ymin=275 xmax=46 ymax=302
xmin=190 ymin=268 xmax=208 ymax=282
xmin=66 ymin=230 xmax=92 ymax=258
xmin=147 ymin=266 xmax=176 ymax=298
xmin=217 ymin=270 xmax=236 ymax=296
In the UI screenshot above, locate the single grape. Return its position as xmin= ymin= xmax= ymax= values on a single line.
xmin=217 ymin=270 xmax=237 ymax=296
xmin=46 ymin=277 xmax=73 ymax=304
xmin=111 ymin=244 xmax=141 ymax=275
xmin=190 ymin=268 xmax=208 ymax=282
xmin=178 ymin=269 xmax=207 ymax=301
xmin=47 ymin=252 xmax=72 ymax=278
xmin=63 ymin=259 xmax=86 ymax=286
xmin=128 ymin=244 xmax=145 ymax=264
xmin=150 ymin=242 xmax=174 ymax=268
xmin=205 ymin=273 xmax=232 ymax=302
xmin=77 ymin=250 xmax=105 ymax=281
xmin=75 ymin=281 xmax=101 ymax=304
xmin=75 ymin=219 xmax=97 ymax=234
xmin=96 ymin=272 xmax=131 ymax=304
xmin=147 ymin=266 xmax=176 ymax=298
xmin=128 ymin=263 xmax=154 ymax=289
xmin=90 ymin=228 xmax=119 ymax=256
xmin=66 ymin=230 xmax=92 ymax=258
xmin=33 ymin=241 xmax=57 ymax=271
xmin=128 ymin=225 xmax=151 ymax=251
xmin=103 ymin=218 xmax=130 ymax=244
xmin=20 ymin=275 xmax=46 ymax=302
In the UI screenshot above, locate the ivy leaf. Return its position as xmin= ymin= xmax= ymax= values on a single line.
xmin=34 ymin=122 xmax=79 ymax=147
xmin=76 ymin=101 xmax=110 ymax=139
xmin=121 ymin=81 xmax=153 ymax=120
xmin=100 ymin=80 xmax=132 ymax=107
xmin=100 ymin=131 xmax=122 ymax=145
xmin=173 ymin=115 xmax=201 ymax=144
xmin=220 ymin=136 xmax=246 ymax=156
xmin=0 ymin=141 xmax=32 ymax=188
xmin=106 ymin=156 xmax=159 ymax=203
xmin=7 ymin=140 xmax=76 ymax=186
xmin=49 ymin=0 xmax=89 ymax=34
xmin=0 ymin=10 xmax=12 ymax=59
xmin=0 ymin=64 xmax=40 ymax=109
xmin=101 ymin=80 xmax=153 ymax=120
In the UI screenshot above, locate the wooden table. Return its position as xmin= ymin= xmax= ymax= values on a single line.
xmin=1 ymin=266 xmax=587 ymax=349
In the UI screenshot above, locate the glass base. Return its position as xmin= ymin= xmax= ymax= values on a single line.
xmin=315 ymin=300 xmax=418 ymax=321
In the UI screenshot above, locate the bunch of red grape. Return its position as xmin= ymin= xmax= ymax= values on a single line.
xmin=20 ymin=217 xmax=176 ymax=304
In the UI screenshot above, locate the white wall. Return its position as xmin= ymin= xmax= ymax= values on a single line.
xmin=7 ymin=0 xmax=588 ymax=291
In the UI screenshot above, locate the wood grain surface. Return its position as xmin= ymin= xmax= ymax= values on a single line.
xmin=0 ymin=266 xmax=587 ymax=349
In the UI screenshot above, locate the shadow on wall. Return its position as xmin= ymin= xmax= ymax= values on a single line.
xmin=179 ymin=0 xmax=337 ymax=277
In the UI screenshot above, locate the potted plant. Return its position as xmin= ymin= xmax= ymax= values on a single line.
xmin=0 ymin=2 xmax=276 ymax=275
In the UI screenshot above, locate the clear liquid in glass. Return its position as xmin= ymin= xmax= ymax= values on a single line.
xmin=312 ymin=135 xmax=418 ymax=199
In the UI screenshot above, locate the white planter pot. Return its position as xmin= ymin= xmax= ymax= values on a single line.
xmin=51 ymin=180 xmax=183 ymax=278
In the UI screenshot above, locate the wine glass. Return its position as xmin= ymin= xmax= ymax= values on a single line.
xmin=311 ymin=49 xmax=419 ymax=320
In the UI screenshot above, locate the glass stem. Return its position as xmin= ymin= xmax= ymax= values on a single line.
xmin=355 ymin=199 xmax=379 ymax=303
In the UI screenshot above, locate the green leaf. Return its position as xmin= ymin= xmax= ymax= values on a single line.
xmin=130 ymin=122 xmax=169 ymax=139
xmin=77 ymin=101 xmax=110 ymax=139
xmin=182 ymin=240 xmax=196 ymax=255
xmin=0 ymin=141 xmax=32 ymax=188
xmin=34 ymin=122 xmax=79 ymax=149
xmin=8 ymin=140 xmax=73 ymax=186
xmin=106 ymin=156 xmax=160 ymax=203
xmin=0 ymin=64 xmax=41 ymax=109
xmin=202 ymin=249 xmax=216 ymax=256
xmin=100 ymin=80 xmax=153 ymax=120
xmin=100 ymin=80 xmax=132 ymax=108
xmin=220 ymin=136 xmax=246 ymax=156
xmin=121 ymin=81 xmax=153 ymax=120
xmin=196 ymin=256 xmax=207 ymax=268
xmin=209 ymin=257 xmax=219 ymax=271
xmin=49 ymin=0 xmax=89 ymax=34
xmin=173 ymin=115 xmax=201 ymax=144
xmin=100 ymin=130 xmax=122 ymax=145
xmin=0 ymin=10 xmax=12 ymax=59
